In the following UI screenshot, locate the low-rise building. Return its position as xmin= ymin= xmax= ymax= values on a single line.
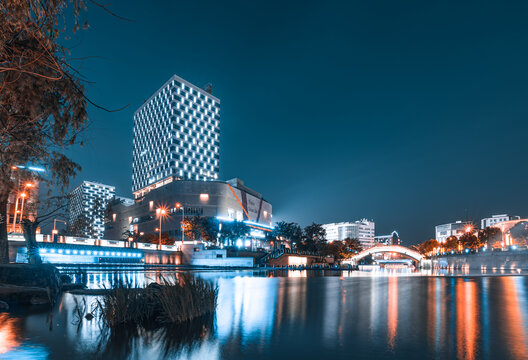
xmin=435 ymin=221 xmax=472 ymax=244
xmin=322 ymin=219 xmax=375 ymax=249
xmin=480 ymin=214 xmax=520 ymax=229
xmin=104 ymin=178 xmax=272 ymax=246
xmin=374 ymin=231 xmax=400 ymax=246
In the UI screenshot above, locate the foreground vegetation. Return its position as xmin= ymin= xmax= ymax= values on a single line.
xmin=94 ymin=276 xmax=217 ymax=328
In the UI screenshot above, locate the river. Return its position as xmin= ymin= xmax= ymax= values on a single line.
xmin=1 ymin=268 xmax=527 ymax=359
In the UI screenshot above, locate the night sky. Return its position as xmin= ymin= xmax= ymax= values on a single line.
xmin=65 ymin=1 xmax=528 ymax=244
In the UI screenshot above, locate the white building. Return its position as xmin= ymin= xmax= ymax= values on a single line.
xmin=68 ymin=181 xmax=115 ymax=239
xmin=132 ymin=74 xmax=220 ymax=199
xmin=374 ymin=231 xmax=400 ymax=246
xmin=435 ymin=221 xmax=472 ymax=243
xmin=480 ymin=214 xmax=520 ymax=229
xmin=322 ymin=219 xmax=375 ymax=249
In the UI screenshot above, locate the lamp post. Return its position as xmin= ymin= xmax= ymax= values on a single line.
xmin=52 ymin=219 xmax=67 ymax=243
xmin=11 ymin=182 xmax=33 ymax=233
xmin=175 ymin=203 xmax=185 ymax=247
xmin=156 ymin=208 xmax=166 ymax=250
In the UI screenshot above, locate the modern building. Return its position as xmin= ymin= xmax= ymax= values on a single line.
xmin=374 ymin=231 xmax=400 ymax=246
xmin=68 ymin=181 xmax=115 ymax=239
xmin=104 ymin=178 xmax=272 ymax=245
xmin=132 ymin=74 xmax=220 ymax=199
xmin=322 ymin=219 xmax=375 ymax=249
xmin=480 ymin=214 xmax=520 ymax=229
xmin=434 ymin=221 xmax=472 ymax=243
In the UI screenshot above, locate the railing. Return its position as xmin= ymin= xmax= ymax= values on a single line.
xmin=8 ymin=234 xmax=181 ymax=252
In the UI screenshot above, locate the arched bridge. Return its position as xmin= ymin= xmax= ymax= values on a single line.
xmin=343 ymin=245 xmax=425 ymax=266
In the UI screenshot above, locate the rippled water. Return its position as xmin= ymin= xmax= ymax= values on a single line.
xmin=1 ymin=269 xmax=528 ymax=359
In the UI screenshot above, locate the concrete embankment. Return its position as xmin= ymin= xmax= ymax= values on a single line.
xmin=434 ymin=249 xmax=528 ymax=270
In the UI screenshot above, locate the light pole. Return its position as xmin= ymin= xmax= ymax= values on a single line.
xmin=156 ymin=208 xmax=166 ymax=250
xmin=11 ymin=182 xmax=33 ymax=233
xmin=175 ymin=203 xmax=185 ymax=247
xmin=52 ymin=219 xmax=67 ymax=243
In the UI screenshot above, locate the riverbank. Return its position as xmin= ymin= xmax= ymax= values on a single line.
xmin=433 ymin=248 xmax=528 ymax=270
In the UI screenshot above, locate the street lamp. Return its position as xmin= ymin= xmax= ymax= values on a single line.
xmin=175 ymin=202 xmax=185 ymax=246
xmin=52 ymin=219 xmax=67 ymax=243
xmin=11 ymin=182 xmax=33 ymax=233
xmin=156 ymin=208 xmax=167 ymax=250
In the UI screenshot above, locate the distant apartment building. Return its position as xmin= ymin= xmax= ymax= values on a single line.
xmin=435 ymin=221 xmax=472 ymax=243
xmin=480 ymin=214 xmax=520 ymax=229
xmin=374 ymin=231 xmax=400 ymax=246
xmin=68 ymin=181 xmax=115 ymax=239
xmin=322 ymin=220 xmax=375 ymax=249
xmin=132 ymin=74 xmax=220 ymax=199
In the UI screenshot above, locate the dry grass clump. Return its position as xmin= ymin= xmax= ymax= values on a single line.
xmin=96 ymin=276 xmax=217 ymax=328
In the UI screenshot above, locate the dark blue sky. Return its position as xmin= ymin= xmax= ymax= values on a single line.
xmin=66 ymin=1 xmax=528 ymax=244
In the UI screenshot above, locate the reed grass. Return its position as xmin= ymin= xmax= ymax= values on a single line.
xmin=95 ymin=276 xmax=217 ymax=328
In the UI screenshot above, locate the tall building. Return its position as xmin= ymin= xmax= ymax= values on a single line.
xmin=68 ymin=181 xmax=115 ymax=239
xmin=322 ymin=219 xmax=375 ymax=249
xmin=374 ymin=231 xmax=400 ymax=246
xmin=435 ymin=221 xmax=472 ymax=243
xmin=480 ymin=214 xmax=520 ymax=229
xmin=132 ymin=74 xmax=220 ymax=199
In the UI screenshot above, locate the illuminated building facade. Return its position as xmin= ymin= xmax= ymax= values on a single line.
xmin=68 ymin=181 xmax=115 ymax=239
xmin=105 ymin=178 xmax=272 ymax=244
xmin=322 ymin=219 xmax=376 ymax=249
xmin=374 ymin=231 xmax=401 ymax=246
xmin=434 ymin=220 xmax=472 ymax=243
xmin=132 ymin=74 xmax=220 ymax=199
xmin=480 ymin=214 xmax=520 ymax=229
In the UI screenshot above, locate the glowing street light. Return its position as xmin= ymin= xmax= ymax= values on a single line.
xmin=156 ymin=207 xmax=167 ymax=250
xmin=175 ymin=202 xmax=185 ymax=246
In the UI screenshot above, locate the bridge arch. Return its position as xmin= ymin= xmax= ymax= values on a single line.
xmin=343 ymin=245 xmax=424 ymax=265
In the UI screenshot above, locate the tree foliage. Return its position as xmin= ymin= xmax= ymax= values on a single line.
xmin=272 ymin=221 xmax=302 ymax=247
xmin=0 ymin=0 xmax=92 ymax=263
xmin=478 ymin=227 xmax=502 ymax=248
xmin=416 ymin=239 xmax=440 ymax=256
xmin=344 ymin=237 xmax=363 ymax=253
xmin=296 ymin=223 xmax=327 ymax=253
xmin=459 ymin=232 xmax=482 ymax=250
xmin=219 ymin=220 xmax=249 ymax=246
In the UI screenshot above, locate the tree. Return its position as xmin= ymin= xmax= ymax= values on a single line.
xmin=478 ymin=227 xmax=502 ymax=249
xmin=417 ymin=239 xmax=440 ymax=256
xmin=459 ymin=232 xmax=481 ymax=250
xmin=182 ymin=216 xmax=202 ymax=242
xmin=218 ymin=220 xmax=249 ymax=247
xmin=444 ymin=235 xmax=459 ymax=252
xmin=199 ymin=217 xmax=219 ymax=245
xmin=325 ymin=241 xmax=349 ymax=262
xmin=297 ymin=223 xmax=326 ymax=253
xmin=272 ymin=221 xmax=302 ymax=248
xmin=139 ymin=232 xmax=174 ymax=246
xmin=20 ymin=195 xmax=69 ymax=264
xmin=344 ymin=237 xmax=363 ymax=253
xmin=0 ymin=1 xmax=99 ymax=263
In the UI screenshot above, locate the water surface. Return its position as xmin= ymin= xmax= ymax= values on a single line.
xmin=1 ymin=269 xmax=527 ymax=359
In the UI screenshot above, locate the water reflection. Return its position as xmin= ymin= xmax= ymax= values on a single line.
xmin=1 ymin=271 xmax=528 ymax=359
